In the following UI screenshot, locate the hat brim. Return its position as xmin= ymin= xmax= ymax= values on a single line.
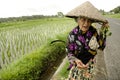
xmin=65 ymin=1 xmax=106 ymax=23
xmin=65 ymin=15 xmax=105 ymax=23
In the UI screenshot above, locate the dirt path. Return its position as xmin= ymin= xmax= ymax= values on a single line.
xmin=39 ymin=54 xmax=66 ymax=80
xmin=93 ymin=50 xmax=107 ymax=80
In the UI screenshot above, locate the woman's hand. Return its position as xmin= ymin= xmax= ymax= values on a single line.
xmin=102 ymin=20 xmax=109 ymax=28
xmin=75 ymin=59 xmax=88 ymax=69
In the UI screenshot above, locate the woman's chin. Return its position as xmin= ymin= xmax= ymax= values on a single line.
xmin=82 ymin=29 xmax=88 ymax=32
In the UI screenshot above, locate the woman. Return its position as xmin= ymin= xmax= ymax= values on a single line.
xmin=65 ymin=1 xmax=110 ymax=80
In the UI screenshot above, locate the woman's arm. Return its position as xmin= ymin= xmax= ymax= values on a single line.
xmin=66 ymin=33 xmax=77 ymax=64
xmin=66 ymin=32 xmax=87 ymax=69
xmin=97 ymin=21 xmax=111 ymax=51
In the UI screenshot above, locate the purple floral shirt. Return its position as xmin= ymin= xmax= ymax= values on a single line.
xmin=66 ymin=26 xmax=106 ymax=69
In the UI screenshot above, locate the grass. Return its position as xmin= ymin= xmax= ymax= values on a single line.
xmin=0 ymin=33 xmax=67 ymax=80
xmin=0 ymin=17 xmax=77 ymax=80
xmin=0 ymin=17 xmax=76 ymax=69
xmin=104 ymin=13 xmax=120 ymax=19
xmin=57 ymin=60 xmax=69 ymax=79
xmin=0 ymin=17 xmax=73 ymax=31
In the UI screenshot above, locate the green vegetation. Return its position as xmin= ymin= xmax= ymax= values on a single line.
xmin=0 ymin=15 xmax=57 ymax=23
xmin=57 ymin=60 xmax=69 ymax=79
xmin=0 ymin=17 xmax=76 ymax=68
xmin=0 ymin=18 xmax=68 ymax=29
xmin=99 ymin=5 xmax=120 ymax=18
xmin=0 ymin=37 xmax=66 ymax=80
xmin=105 ymin=14 xmax=120 ymax=19
xmin=0 ymin=17 xmax=76 ymax=79
xmin=110 ymin=6 xmax=120 ymax=14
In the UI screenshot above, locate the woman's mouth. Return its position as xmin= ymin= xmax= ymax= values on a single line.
xmin=83 ymin=26 xmax=88 ymax=28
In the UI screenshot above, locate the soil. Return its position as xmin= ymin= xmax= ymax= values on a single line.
xmin=39 ymin=54 xmax=66 ymax=80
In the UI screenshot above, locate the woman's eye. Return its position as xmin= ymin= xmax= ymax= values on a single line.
xmin=87 ymin=20 xmax=91 ymax=23
xmin=82 ymin=19 xmax=85 ymax=22
xmin=87 ymin=21 xmax=90 ymax=23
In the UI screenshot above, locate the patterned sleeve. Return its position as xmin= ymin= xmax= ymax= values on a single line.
xmin=66 ymin=32 xmax=77 ymax=65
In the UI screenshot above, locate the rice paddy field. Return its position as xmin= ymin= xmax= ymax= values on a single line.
xmin=0 ymin=17 xmax=77 ymax=79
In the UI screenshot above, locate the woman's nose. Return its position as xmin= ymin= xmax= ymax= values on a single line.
xmin=83 ymin=20 xmax=88 ymax=26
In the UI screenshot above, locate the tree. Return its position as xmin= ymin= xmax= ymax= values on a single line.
xmin=99 ymin=9 xmax=105 ymax=15
xmin=57 ymin=12 xmax=64 ymax=17
xmin=110 ymin=6 xmax=120 ymax=14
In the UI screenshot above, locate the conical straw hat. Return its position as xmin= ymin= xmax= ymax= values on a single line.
xmin=65 ymin=1 xmax=106 ymax=23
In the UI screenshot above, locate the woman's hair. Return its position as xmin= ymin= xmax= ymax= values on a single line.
xmin=74 ymin=16 xmax=81 ymax=22
xmin=74 ymin=16 xmax=94 ymax=23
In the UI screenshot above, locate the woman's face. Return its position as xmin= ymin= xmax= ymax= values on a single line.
xmin=77 ymin=17 xmax=92 ymax=32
